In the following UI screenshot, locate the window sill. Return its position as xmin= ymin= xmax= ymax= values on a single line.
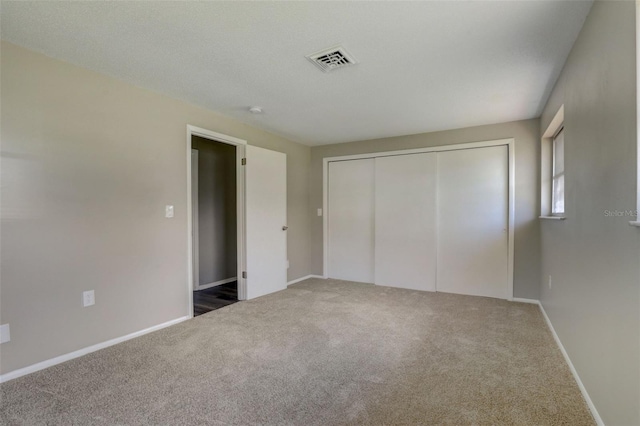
xmin=630 ymin=221 xmax=640 ymax=227
xmin=539 ymin=215 xmax=566 ymax=221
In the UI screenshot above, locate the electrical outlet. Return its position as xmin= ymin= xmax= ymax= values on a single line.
xmin=548 ymin=275 xmax=552 ymax=289
xmin=0 ymin=324 xmax=10 ymax=344
xmin=83 ymin=290 xmax=95 ymax=307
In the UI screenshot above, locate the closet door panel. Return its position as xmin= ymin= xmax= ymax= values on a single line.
xmin=327 ymin=159 xmax=375 ymax=283
xmin=374 ymin=154 xmax=437 ymax=291
xmin=436 ymin=146 xmax=509 ymax=299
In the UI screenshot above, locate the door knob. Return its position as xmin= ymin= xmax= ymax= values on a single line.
xmin=282 ymin=226 xmax=289 ymax=231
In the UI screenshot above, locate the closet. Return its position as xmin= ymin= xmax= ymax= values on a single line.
xmin=326 ymin=143 xmax=511 ymax=300
xmin=327 ymin=159 xmax=375 ymax=283
xmin=374 ymin=153 xmax=437 ymax=292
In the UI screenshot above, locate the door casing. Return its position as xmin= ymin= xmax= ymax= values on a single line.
xmin=187 ymin=125 xmax=247 ymax=318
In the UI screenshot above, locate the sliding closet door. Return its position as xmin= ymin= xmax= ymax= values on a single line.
xmin=436 ymin=146 xmax=509 ymax=299
xmin=374 ymin=154 xmax=437 ymax=291
xmin=328 ymin=159 xmax=375 ymax=283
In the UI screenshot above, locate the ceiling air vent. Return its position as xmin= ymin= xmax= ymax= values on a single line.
xmin=306 ymin=45 xmax=357 ymax=73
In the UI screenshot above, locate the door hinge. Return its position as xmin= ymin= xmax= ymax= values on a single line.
xmin=241 ymin=158 xmax=246 ymax=166
xmin=242 ymin=271 xmax=247 ymax=279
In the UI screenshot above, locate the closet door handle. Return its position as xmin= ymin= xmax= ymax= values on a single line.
xmin=282 ymin=226 xmax=289 ymax=231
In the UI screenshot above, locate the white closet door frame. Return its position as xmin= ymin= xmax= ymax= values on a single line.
xmin=322 ymin=138 xmax=515 ymax=300
xmin=187 ymin=125 xmax=247 ymax=318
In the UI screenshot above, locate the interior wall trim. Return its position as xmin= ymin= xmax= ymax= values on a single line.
xmin=515 ymin=299 xmax=604 ymax=426
xmin=196 ymin=277 xmax=238 ymax=291
xmin=0 ymin=316 xmax=190 ymax=384
xmin=187 ymin=125 xmax=247 ymax=313
xmin=287 ymin=274 xmax=325 ymax=286
xmin=512 ymin=298 xmax=540 ymax=304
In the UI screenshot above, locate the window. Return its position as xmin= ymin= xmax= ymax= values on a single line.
xmin=540 ymin=104 xmax=565 ymax=219
xmin=551 ymin=127 xmax=565 ymax=215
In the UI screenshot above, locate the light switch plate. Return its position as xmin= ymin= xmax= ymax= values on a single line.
xmin=83 ymin=290 xmax=95 ymax=307
xmin=165 ymin=205 xmax=174 ymax=218
xmin=317 ymin=208 xmax=322 ymax=217
xmin=0 ymin=324 xmax=11 ymax=344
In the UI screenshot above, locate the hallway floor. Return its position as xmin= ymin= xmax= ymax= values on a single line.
xmin=193 ymin=281 xmax=238 ymax=316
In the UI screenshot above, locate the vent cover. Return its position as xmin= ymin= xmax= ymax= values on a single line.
xmin=306 ymin=45 xmax=357 ymax=72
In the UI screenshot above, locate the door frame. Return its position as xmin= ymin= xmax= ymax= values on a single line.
xmin=322 ymin=138 xmax=516 ymax=300
xmin=187 ymin=125 xmax=247 ymax=318
xmin=191 ymin=148 xmax=199 ymax=291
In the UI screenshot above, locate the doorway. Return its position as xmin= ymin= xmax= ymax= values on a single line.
xmin=191 ymin=135 xmax=238 ymax=316
xmin=188 ymin=125 xmax=248 ymax=317
xmin=187 ymin=125 xmax=288 ymax=317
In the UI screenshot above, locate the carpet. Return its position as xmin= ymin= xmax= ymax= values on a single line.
xmin=0 ymin=278 xmax=594 ymax=425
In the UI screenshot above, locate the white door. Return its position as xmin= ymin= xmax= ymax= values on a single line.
xmin=328 ymin=159 xmax=375 ymax=283
xmin=374 ymin=153 xmax=437 ymax=291
xmin=245 ymin=145 xmax=287 ymax=300
xmin=436 ymin=146 xmax=509 ymax=299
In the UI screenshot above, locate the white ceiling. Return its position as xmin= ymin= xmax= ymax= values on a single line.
xmin=1 ymin=1 xmax=592 ymax=146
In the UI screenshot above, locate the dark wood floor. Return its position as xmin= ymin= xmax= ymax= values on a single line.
xmin=193 ymin=281 xmax=238 ymax=317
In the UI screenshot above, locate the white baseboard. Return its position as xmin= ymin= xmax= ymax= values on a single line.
xmin=287 ymin=274 xmax=324 ymax=286
xmin=529 ymin=300 xmax=604 ymax=426
xmin=0 ymin=316 xmax=189 ymax=384
xmin=196 ymin=277 xmax=237 ymax=291
xmin=512 ymin=297 xmax=540 ymax=304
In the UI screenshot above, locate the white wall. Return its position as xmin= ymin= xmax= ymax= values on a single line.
xmin=539 ymin=2 xmax=639 ymax=424
xmin=0 ymin=42 xmax=311 ymax=375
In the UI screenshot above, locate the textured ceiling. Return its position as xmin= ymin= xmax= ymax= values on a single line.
xmin=1 ymin=1 xmax=592 ymax=146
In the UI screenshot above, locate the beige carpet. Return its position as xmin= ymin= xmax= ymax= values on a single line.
xmin=1 ymin=278 xmax=594 ymax=425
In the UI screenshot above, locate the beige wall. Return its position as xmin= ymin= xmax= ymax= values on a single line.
xmin=0 ymin=42 xmax=311 ymax=374
xmin=310 ymin=119 xmax=541 ymax=299
xmin=539 ymin=2 xmax=639 ymax=425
